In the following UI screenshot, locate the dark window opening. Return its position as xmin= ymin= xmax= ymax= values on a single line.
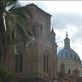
xmin=43 ymin=51 xmax=49 ymax=72
xmin=68 ymin=69 xmax=70 ymax=75
xmin=15 ymin=54 xmax=23 ymax=72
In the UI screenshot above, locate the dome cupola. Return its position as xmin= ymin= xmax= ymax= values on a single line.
xmin=58 ymin=32 xmax=81 ymax=63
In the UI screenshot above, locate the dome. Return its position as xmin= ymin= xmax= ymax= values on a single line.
xmin=58 ymin=48 xmax=81 ymax=63
xmin=58 ymin=32 xmax=81 ymax=63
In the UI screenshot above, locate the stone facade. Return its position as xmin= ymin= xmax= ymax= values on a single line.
xmin=21 ymin=4 xmax=57 ymax=82
xmin=1 ymin=3 xmax=57 ymax=82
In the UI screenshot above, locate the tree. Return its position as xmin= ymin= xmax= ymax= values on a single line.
xmin=0 ymin=0 xmax=33 ymax=59
xmin=0 ymin=67 xmax=15 ymax=82
xmin=0 ymin=0 xmax=33 ymax=81
xmin=0 ymin=0 xmax=16 ymax=46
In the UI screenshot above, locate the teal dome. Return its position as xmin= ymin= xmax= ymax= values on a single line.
xmin=58 ymin=48 xmax=81 ymax=63
xmin=58 ymin=32 xmax=81 ymax=63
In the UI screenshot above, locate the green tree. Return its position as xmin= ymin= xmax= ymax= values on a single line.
xmin=0 ymin=0 xmax=16 ymax=46
xmin=0 ymin=0 xmax=33 ymax=58
xmin=0 ymin=0 xmax=33 ymax=81
xmin=0 ymin=67 xmax=15 ymax=82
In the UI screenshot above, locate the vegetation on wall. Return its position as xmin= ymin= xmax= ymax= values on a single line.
xmin=0 ymin=0 xmax=33 ymax=81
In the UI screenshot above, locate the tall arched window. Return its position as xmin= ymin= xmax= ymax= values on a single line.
xmin=68 ymin=69 xmax=70 ymax=75
xmin=12 ymin=31 xmax=14 ymax=39
xmin=15 ymin=53 xmax=23 ymax=72
xmin=15 ymin=54 xmax=18 ymax=72
xmin=43 ymin=50 xmax=49 ymax=72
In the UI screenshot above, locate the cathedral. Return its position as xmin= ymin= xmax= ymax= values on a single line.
xmin=57 ymin=32 xmax=82 ymax=82
xmin=1 ymin=3 xmax=82 ymax=82
xmin=2 ymin=3 xmax=57 ymax=82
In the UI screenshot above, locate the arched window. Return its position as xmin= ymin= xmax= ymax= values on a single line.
xmin=15 ymin=54 xmax=18 ymax=72
xmin=12 ymin=31 xmax=14 ymax=39
xmin=43 ymin=50 xmax=49 ymax=72
xmin=68 ymin=69 xmax=70 ymax=75
xmin=15 ymin=53 xmax=23 ymax=72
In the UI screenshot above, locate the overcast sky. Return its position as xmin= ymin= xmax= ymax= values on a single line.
xmin=18 ymin=1 xmax=82 ymax=60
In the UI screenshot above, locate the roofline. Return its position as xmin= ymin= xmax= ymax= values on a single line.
xmin=25 ymin=3 xmax=52 ymax=17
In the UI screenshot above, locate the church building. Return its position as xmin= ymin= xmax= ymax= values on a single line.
xmin=0 ymin=3 xmax=57 ymax=82
xmin=18 ymin=3 xmax=58 ymax=82
xmin=57 ymin=32 xmax=82 ymax=82
xmin=1 ymin=2 xmax=82 ymax=82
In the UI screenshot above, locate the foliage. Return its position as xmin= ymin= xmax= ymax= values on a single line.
xmin=5 ymin=7 xmax=33 ymax=42
xmin=0 ymin=0 xmax=33 ymax=45
xmin=0 ymin=68 xmax=15 ymax=82
xmin=0 ymin=0 xmax=33 ymax=81
xmin=0 ymin=0 xmax=17 ymax=13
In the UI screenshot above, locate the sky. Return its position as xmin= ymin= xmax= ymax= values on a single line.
xmin=18 ymin=1 xmax=82 ymax=60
